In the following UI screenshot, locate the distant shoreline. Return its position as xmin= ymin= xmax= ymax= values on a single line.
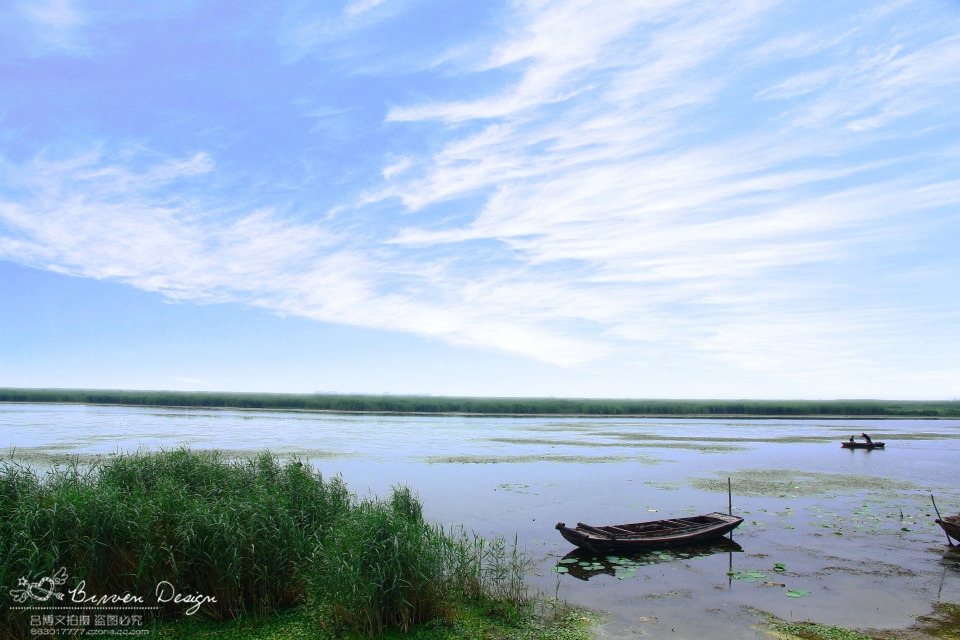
xmin=2 ymin=388 xmax=958 ymax=418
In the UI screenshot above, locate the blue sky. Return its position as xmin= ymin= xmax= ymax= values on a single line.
xmin=1 ymin=0 xmax=959 ymax=399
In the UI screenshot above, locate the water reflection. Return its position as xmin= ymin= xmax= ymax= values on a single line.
xmin=556 ymin=538 xmax=744 ymax=581
xmin=941 ymin=548 xmax=960 ymax=573
xmin=4 ymin=404 xmax=960 ymax=633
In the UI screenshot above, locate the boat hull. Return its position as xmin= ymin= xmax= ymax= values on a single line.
xmin=841 ymin=441 xmax=885 ymax=449
xmin=936 ymin=515 xmax=960 ymax=545
xmin=556 ymin=512 xmax=744 ymax=553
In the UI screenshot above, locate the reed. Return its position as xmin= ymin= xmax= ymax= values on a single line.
xmin=4 ymin=387 xmax=959 ymax=417
xmin=0 ymin=449 xmax=350 ymax=635
xmin=308 ymin=486 xmax=532 ymax=637
xmin=0 ymin=449 xmax=532 ymax=639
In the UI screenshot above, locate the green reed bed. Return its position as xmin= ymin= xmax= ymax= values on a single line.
xmin=310 ymin=488 xmax=532 ymax=637
xmin=4 ymin=387 xmax=960 ymax=416
xmin=0 ymin=449 xmax=533 ymax=638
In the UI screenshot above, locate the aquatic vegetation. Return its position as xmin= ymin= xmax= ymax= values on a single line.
xmin=690 ymin=469 xmax=921 ymax=497
xmin=1 ymin=448 xmax=348 ymax=627
xmin=487 ymin=436 xmax=747 ymax=453
xmin=494 ymin=483 xmax=531 ymax=492
xmin=0 ymin=449 xmax=538 ymax=639
xmin=420 ymin=453 xmax=656 ymax=464
xmin=770 ymin=619 xmax=872 ymax=639
xmin=555 ymin=545 xmax=735 ymax=582
xmin=4 ymin=388 xmax=959 ymax=417
xmin=308 ymin=487 xmax=533 ymax=637
xmin=730 ymin=570 xmax=768 ymax=583
xmin=154 ymin=597 xmax=598 ymax=640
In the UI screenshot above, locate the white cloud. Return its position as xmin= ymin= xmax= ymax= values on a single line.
xmin=15 ymin=0 xmax=89 ymax=54
xmin=374 ymin=0 xmax=960 ymax=381
xmin=344 ymin=0 xmax=388 ymax=17
xmin=382 ymin=157 xmax=413 ymax=180
xmin=2 ymin=0 xmax=960 ymax=394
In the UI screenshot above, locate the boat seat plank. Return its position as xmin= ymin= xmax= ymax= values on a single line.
xmin=605 ymin=526 xmax=636 ymax=534
xmin=575 ymin=523 xmax=614 ymax=538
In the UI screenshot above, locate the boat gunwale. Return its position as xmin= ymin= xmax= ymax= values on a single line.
xmin=556 ymin=511 xmax=743 ymax=551
xmin=936 ymin=515 xmax=960 ymax=543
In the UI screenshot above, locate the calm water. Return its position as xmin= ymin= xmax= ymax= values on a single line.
xmin=3 ymin=403 xmax=960 ymax=639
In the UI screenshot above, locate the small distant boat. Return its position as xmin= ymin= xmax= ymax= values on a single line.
xmin=841 ymin=441 xmax=885 ymax=449
xmin=556 ymin=512 xmax=743 ymax=553
xmin=936 ymin=514 xmax=960 ymax=545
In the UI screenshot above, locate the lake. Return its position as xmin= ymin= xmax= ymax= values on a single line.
xmin=3 ymin=403 xmax=960 ymax=639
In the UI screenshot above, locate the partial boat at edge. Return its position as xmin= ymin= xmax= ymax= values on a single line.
xmin=936 ymin=514 xmax=960 ymax=545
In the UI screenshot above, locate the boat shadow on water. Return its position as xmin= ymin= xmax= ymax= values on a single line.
xmin=941 ymin=546 xmax=960 ymax=572
xmin=555 ymin=537 xmax=744 ymax=582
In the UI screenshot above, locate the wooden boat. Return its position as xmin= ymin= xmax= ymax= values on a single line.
xmin=555 ymin=512 xmax=743 ymax=553
xmin=841 ymin=441 xmax=885 ymax=449
xmin=936 ymin=514 xmax=960 ymax=545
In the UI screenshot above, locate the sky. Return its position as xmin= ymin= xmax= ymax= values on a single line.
xmin=1 ymin=0 xmax=959 ymax=400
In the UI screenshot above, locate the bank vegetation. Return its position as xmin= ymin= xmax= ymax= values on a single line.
xmin=2 ymin=388 xmax=958 ymax=417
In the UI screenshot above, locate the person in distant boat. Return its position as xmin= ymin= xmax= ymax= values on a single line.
xmin=861 ymin=432 xmax=873 ymax=444
xmin=849 ymin=436 xmax=855 ymax=443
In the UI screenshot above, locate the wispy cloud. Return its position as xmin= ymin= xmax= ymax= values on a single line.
xmin=0 ymin=149 xmax=342 ymax=302
xmin=11 ymin=0 xmax=89 ymax=55
xmin=344 ymin=0 xmax=389 ymax=17
xmin=373 ymin=0 xmax=960 ymax=380
xmin=2 ymin=0 xmax=959 ymax=395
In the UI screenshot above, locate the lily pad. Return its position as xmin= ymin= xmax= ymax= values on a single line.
xmin=553 ymin=566 xmax=569 ymax=573
xmin=786 ymin=589 xmax=812 ymax=598
xmin=731 ymin=571 xmax=767 ymax=583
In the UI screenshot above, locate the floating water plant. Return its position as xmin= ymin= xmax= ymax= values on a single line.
xmin=731 ymin=571 xmax=768 ymax=583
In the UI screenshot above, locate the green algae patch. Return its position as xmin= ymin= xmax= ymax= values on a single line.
xmin=625 ymin=442 xmax=746 ymax=453
xmin=768 ymin=603 xmax=960 ymax=640
xmin=639 ymin=589 xmax=692 ymax=600
xmin=768 ymin=619 xmax=874 ymax=640
xmin=601 ymin=432 xmax=839 ymax=445
xmin=910 ymin=602 xmax=960 ymax=640
xmin=485 ymin=436 xmax=746 ymax=453
xmin=154 ymin=599 xmax=599 ymax=640
xmin=690 ymin=469 xmax=921 ymax=497
xmin=5 ymin=446 xmax=352 ymax=468
xmin=421 ymin=453 xmax=664 ymax=464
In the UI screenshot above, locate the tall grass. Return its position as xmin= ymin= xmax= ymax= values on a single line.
xmin=0 ymin=449 xmax=350 ymax=635
xmin=309 ymin=487 xmax=532 ymax=637
xmin=0 ymin=449 xmax=532 ymax=639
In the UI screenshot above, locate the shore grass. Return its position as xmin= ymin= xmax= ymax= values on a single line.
xmin=154 ymin=598 xmax=597 ymax=640
xmin=0 ymin=449 xmax=539 ymax=638
xmin=3 ymin=388 xmax=960 ymax=417
xmin=766 ymin=603 xmax=960 ymax=640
